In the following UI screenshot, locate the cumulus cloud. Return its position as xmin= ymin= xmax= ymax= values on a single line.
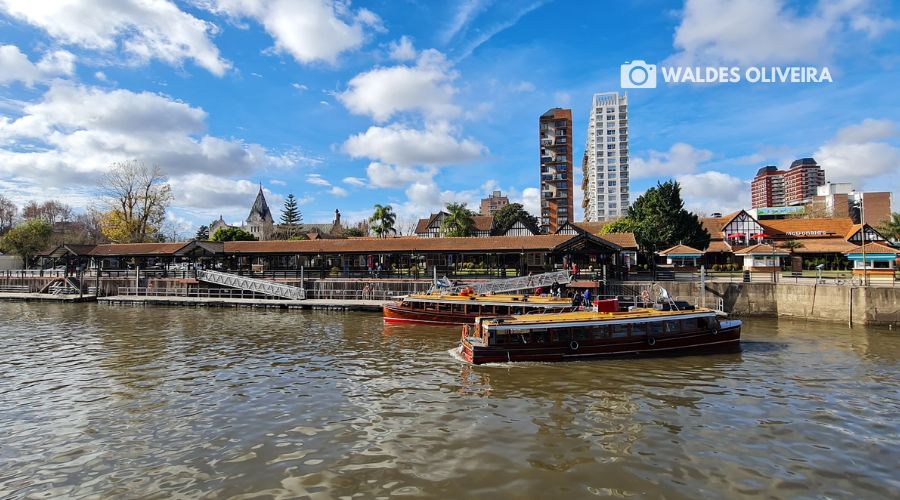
xmin=338 ymin=49 xmax=460 ymax=122
xmin=0 ymin=0 xmax=230 ymax=75
xmin=670 ymin=0 xmax=895 ymax=65
xmin=203 ymin=0 xmax=380 ymax=64
xmin=306 ymin=173 xmax=331 ymax=186
xmin=0 ymin=45 xmax=75 ymax=86
xmin=0 ymin=82 xmax=294 ymax=211
xmin=814 ymin=118 xmax=900 ymax=192
xmin=388 ymin=35 xmax=416 ymax=61
xmin=365 ymin=163 xmax=437 ymax=189
xmin=631 ymin=142 xmax=714 ymax=179
xmin=344 ymin=122 xmax=486 ymax=167
xmin=329 ymin=186 xmax=348 ymax=197
xmin=676 ymin=170 xmax=750 ymax=215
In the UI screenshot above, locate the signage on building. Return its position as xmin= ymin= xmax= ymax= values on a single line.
xmin=785 ymin=230 xmax=827 ymax=236
xmin=757 ymin=206 xmax=805 ymax=216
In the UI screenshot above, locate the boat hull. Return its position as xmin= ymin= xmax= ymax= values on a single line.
xmin=382 ymin=304 xmax=476 ymax=326
xmin=461 ymin=324 xmax=741 ymax=364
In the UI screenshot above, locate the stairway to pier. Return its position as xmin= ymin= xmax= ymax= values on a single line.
xmin=196 ymin=270 xmax=305 ymax=300
xmin=441 ymin=270 xmax=571 ymax=296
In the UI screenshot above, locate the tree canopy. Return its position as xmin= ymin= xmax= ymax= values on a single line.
xmin=196 ymin=225 xmax=210 ymax=240
xmin=99 ymin=161 xmax=173 ymax=243
xmin=879 ymin=212 xmax=900 ymax=242
xmin=0 ymin=219 xmax=53 ymax=267
xmin=441 ymin=202 xmax=477 ymax=237
xmin=602 ymin=180 xmax=709 ymax=253
xmin=211 ymin=227 xmax=257 ymax=242
xmin=491 ymin=203 xmax=539 ymax=235
xmin=280 ymin=194 xmax=303 ymax=238
xmin=369 ymin=204 xmax=397 ymax=238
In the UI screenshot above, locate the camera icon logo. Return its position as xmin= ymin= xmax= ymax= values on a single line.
xmin=621 ymin=60 xmax=657 ymax=88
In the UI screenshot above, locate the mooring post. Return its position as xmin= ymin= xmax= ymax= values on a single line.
xmin=700 ymin=264 xmax=706 ymax=308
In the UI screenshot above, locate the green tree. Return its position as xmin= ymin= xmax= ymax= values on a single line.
xmin=491 ymin=203 xmax=539 ymax=234
xmin=211 ymin=227 xmax=257 ymax=242
xmin=0 ymin=219 xmax=53 ymax=267
xmin=602 ymin=180 xmax=709 ymax=255
xmin=195 ymin=225 xmax=210 ymax=240
xmin=779 ymin=240 xmax=804 ymax=252
xmin=441 ymin=202 xmax=477 ymax=237
xmin=369 ymin=204 xmax=397 ymax=238
xmin=879 ymin=212 xmax=900 ymax=242
xmin=99 ymin=160 xmax=173 ymax=243
xmin=280 ymin=194 xmax=303 ymax=238
xmin=341 ymin=227 xmax=366 ymax=238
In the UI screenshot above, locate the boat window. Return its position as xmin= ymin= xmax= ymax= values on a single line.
xmin=533 ymin=332 xmax=548 ymax=343
xmin=631 ymin=323 xmax=646 ymax=336
xmin=611 ymin=324 xmax=628 ymax=338
xmin=697 ymin=317 xmax=708 ymax=329
xmin=665 ymin=321 xmax=679 ymax=334
xmin=576 ymin=329 xmax=591 ymax=341
xmin=682 ymin=318 xmax=698 ymax=330
xmin=649 ymin=322 xmax=664 ymax=336
xmin=492 ymin=333 xmax=505 ymax=344
xmin=510 ymin=333 xmax=527 ymax=344
xmin=593 ymin=326 xmax=609 ymax=339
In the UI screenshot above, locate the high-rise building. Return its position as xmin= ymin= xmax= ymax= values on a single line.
xmin=750 ymin=158 xmax=825 ymax=208
xmin=480 ymin=190 xmax=509 ymax=216
xmin=539 ymin=108 xmax=573 ymax=233
xmin=751 ymin=166 xmax=785 ymax=208
xmin=583 ymin=92 xmax=629 ymax=221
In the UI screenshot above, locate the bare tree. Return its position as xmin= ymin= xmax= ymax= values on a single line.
xmin=0 ymin=194 xmax=16 ymax=233
xmin=99 ymin=160 xmax=173 ymax=243
xmin=395 ymin=215 xmax=419 ymax=236
xmin=22 ymin=200 xmax=73 ymax=224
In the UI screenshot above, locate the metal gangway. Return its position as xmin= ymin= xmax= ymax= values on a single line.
xmin=196 ymin=270 xmax=305 ymax=300
xmin=435 ymin=270 xmax=572 ymax=296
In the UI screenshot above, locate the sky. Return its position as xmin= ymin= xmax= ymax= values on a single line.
xmin=1 ymin=0 xmax=899 ymax=236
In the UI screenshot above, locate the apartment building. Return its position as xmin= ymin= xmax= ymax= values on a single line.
xmin=480 ymin=190 xmax=509 ymax=216
xmin=539 ymin=108 xmax=573 ymax=233
xmin=583 ymin=92 xmax=629 ymax=221
xmin=750 ymin=158 xmax=825 ymax=208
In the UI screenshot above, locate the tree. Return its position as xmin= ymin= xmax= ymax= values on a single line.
xmin=879 ymin=212 xmax=900 ymax=242
xmin=0 ymin=195 xmax=17 ymax=234
xmin=491 ymin=203 xmax=539 ymax=234
xmin=0 ymin=219 xmax=53 ymax=267
xmin=341 ymin=227 xmax=366 ymax=238
xmin=99 ymin=160 xmax=173 ymax=243
xmin=211 ymin=227 xmax=257 ymax=242
xmin=780 ymin=240 xmax=805 ymax=252
xmin=279 ymin=194 xmax=303 ymax=238
xmin=441 ymin=202 xmax=477 ymax=237
xmin=369 ymin=204 xmax=397 ymax=238
xmin=22 ymin=200 xmax=73 ymax=224
xmin=195 ymin=225 xmax=210 ymax=240
xmin=602 ymin=180 xmax=710 ymax=254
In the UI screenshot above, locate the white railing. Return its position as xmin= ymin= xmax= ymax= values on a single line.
xmin=440 ymin=270 xmax=572 ymax=296
xmin=197 ymin=270 xmax=305 ymax=300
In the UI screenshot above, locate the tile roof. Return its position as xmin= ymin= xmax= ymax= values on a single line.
xmin=845 ymin=242 xmax=900 ymax=255
xmin=760 ymin=217 xmax=854 ymax=238
xmin=89 ymin=242 xmax=191 ymax=256
xmin=705 ymin=240 xmax=733 ymax=253
xmin=658 ymin=244 xmax=704 ymax=256
xmin=225 ymin=235 xmax=580 ymax=254
xmin=734 ymin=243 xmax=790 ymax=255
xmin=598 ymin=232 xmax=638 ymax=249
xmin=786 ymin=238 xmax=857 ymax=254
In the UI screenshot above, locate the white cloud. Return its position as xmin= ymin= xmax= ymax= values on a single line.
xmin=203 ymin=0 xmax=379 ymax=65
xmin=0 ymin=0 xmax=230 ymax=75
xmin=329 ymin=186 xmax=348 ymax=197
xmin=453 ymin=1 xmax=546 ymax=61
xmin=306 ymin=173 xmax=331 ymax=186
xmin=676 ymin=170 xmax=750 ymax=215
xmin=631 ymin=142 xmax=714 ymax=179
xmin=0 ymin=45 xmax=75 ymax=86
xmin=169 ymin=174 xmax=263 ymax=213
xmin=291 ymin=82 xmax=308 ymax=90
xmin=670 ymin=0 xmax=895 ymax=65
xmin=511 ymin=80 xmax=535 ymax=92
xmin=814 ymin=118 xmax=900 ymax=192
xmin=365 ymin=163 xmax=437 ymax=189
xmin=338 ymin=49 xmax=460 ymax=122
xmin=388 ymin=35 xmax=416 ymax=61
xmin=270 ymin=179 xmax=286 ymax=186
xmin=553 ymin=91 xmax=571 ymax=106
xmin=342 ymin=176 xmax=366 ymax=187
xmin=0 ymin=82 xmax=293 ymax=200
xmin=344 ymin=122 xmax=486 ymax=167
xmin=94 ymin=71 xmax=108 ymax=82
xmin=441 ymin=0 xmax=487 ymax=44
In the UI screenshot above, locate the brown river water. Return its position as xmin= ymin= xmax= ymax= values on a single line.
xmin=0 ymin=302 xmax=898 ymax=499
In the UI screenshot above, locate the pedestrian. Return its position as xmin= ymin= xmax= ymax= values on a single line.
xmin=535 ymin=286 xmax=543 ymax=296
xmin=376 ymin=261 xmax=382 ymax=278
xmin=572 ymin=262 xmax=578 ymax=278
xmin=583 ymin=289 xmax=591 ymax=306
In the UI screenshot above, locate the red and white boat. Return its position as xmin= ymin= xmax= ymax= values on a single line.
xmin=383 ymin=292 xmax=575 ymax=326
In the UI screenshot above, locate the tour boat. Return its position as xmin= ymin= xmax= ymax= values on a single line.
xmin=459 ymin=305 xmax=741 ymax=364
xmin=382 ymin=292 xmax=576 ymax=326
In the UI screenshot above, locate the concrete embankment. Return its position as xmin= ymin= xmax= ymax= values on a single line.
xmin=655 ymin=281 xmax=899 ymax=326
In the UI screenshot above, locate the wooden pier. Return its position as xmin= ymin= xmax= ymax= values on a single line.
xmin=96 ymin=295 xmax=385 ymax=311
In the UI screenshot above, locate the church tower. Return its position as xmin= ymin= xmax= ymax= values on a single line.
xmin=245 ymin=184 xmax=274 ymax=240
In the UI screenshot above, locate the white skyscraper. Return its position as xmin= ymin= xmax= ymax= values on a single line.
xmin=583 ymin=92 xmax=629 ymax=221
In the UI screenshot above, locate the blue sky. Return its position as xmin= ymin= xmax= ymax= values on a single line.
xmin=1 ymin=0 xmax=898 ymax=236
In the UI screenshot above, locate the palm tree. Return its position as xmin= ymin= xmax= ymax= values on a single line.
xmin=441 ymin=202 xmax=475 ymax=237
xmin=369 ymin=204 xmax=396 ymax=238
xmin=879 ymin=212 xmax=900 ymax=243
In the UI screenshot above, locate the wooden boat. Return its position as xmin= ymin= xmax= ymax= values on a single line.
xmin=459 ymin=306 xmax=741 ymax=364
xmin=382 ymin=292 xmax=576 ymax=326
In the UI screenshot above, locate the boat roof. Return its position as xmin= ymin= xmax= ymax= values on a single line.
xmin=483 ymin=307 xmax=717 ymax=330
xmin=403 ymin=293 xmax=572 ymax=307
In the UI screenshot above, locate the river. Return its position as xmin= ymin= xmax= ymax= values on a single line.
xmin=0 ymin=303 xmax=897 ymax=498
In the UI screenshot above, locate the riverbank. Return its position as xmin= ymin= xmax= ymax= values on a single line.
xmin=95 ymin=295 xmax=384 ymax=311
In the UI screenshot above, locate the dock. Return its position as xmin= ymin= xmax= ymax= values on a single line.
xmin=0 ymin=292 xmax=98 ymax=303
xmin=96 ymin=295 xmax=385 ymax=311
